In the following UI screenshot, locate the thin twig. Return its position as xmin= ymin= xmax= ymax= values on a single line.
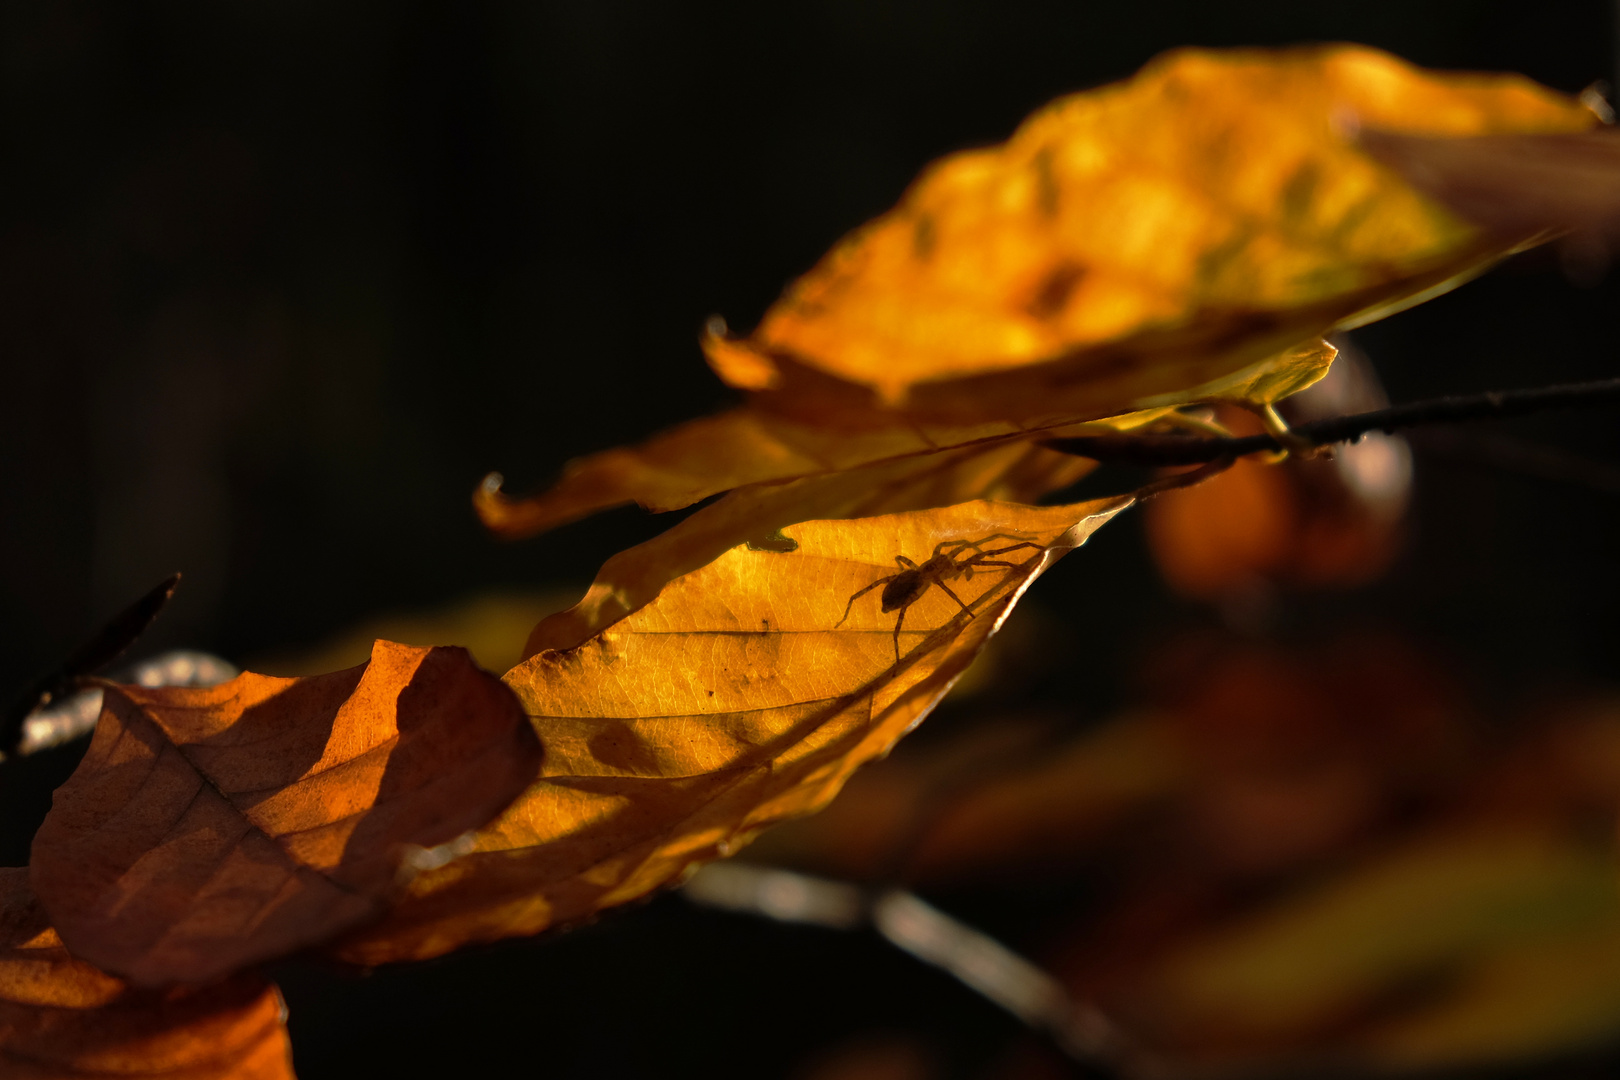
xmin=1042 ymin=377 xmax=1620 ymax=466
xmin=684 ymin=862 xmax=1147 ymax=1079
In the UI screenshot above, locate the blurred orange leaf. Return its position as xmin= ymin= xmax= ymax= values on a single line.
xmin=1145 ymin=347 xmax=1412 ymax=599
xmin=716 ymin=45 xmax=1594 ymax=426
xmin=0 ymin=869 xmax=293 ymax=1079
xmin=336 ymin=496 xmax=1127 ymax=964
xmin=31 ymin=641 xmax=541 ymax=986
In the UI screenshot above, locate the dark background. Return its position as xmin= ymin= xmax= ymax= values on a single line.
xmin=2 ymin=2 xmax=1619 ymax=1077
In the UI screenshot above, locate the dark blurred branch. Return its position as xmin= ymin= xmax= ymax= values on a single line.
xmin=1043 ymin=377 xmax=1620 ymax=466
xmin=0 ymin=573 xmax=181 ymax=756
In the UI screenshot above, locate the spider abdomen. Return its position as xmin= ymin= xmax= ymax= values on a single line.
xmin=880 ymin=574 xmax=929 ymax=612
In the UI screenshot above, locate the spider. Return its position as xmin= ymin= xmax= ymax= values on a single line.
xmin=835 ymin=534 xmax=1045 ymax=665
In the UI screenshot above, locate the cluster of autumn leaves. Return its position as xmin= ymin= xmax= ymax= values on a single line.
xmin=4 ymin=44 xmax=1613 ymax=1078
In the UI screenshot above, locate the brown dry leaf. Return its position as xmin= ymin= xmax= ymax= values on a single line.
xmin=0 ymin=869 xmax=293 ymax=1080
xmin=31 ymin=641 xmax=542 ymax=986
xmin=335 ymin=496 xmax=1128 ymax=964
xmin=1362 ymin=127 xmax=1620 ymax=243
xmin=712 ymin=45 xmax=1595 ymax=425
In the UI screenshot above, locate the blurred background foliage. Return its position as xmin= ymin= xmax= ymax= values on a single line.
xmin=3 ymin=2 xmax=1620 ymax=1078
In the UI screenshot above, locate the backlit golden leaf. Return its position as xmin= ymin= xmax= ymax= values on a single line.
xmin=473 ymin=404 xmax=1150 ymax=541
xmin=31 ymin=641 xmax=541 ymax=986
xmin=712 ymin=45 xmax=1595 ymax=425
xmin=0 ymin=869 xmax=293 ymax=1080
xmin=520 ymin=436 xmax=1101 ymax=654
xmin=335 ymin=496 xmax=1128 ymax=964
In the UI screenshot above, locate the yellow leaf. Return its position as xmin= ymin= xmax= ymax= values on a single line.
xmin=334 ymin=496 xmax=1128 ymax=964
xmin=712 ymin=45 xmax=1594 ymax=425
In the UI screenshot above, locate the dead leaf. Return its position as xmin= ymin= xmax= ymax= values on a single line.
xmin=711 ymin=45 xmax=1593 ymax=425
xmin=0 ymin=868 xmax=293 ymax=1080
xmin=1361 ymin=127 xmax=1620 ymax=242
xmin=31 ymin=640 xmax=542 ymax=986
xmin=335 ymin=496 xmax=1128 ymax=964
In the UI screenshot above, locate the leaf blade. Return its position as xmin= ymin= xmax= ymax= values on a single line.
xmin=337 ymin=496 xmax=1128 ymax=965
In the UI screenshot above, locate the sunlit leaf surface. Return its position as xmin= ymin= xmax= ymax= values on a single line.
xmin=336 ymin=497 xmax=1127 ymax=964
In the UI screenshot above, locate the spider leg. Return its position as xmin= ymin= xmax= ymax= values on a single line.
xmin=974 ymin=541 xmax=1044 ymax=559
xmin=935 ymin=580 xmax=974 ymax=618
xmin=960 ymin=533 xmax=1036 ymax=553
xmin=836 ymin=575 xmax=896 ymax=627
xmin=961 ymin=543 xmax=1044 ymax=573
xmin=933 ymin=538 xmax=975 ymax=558
xmin=895 ymin=555 xmax=919 ymax=569
xmin=891 ymin=605 xmax=906 ymax=666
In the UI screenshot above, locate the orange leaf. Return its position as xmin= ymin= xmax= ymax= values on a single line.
xmin=335 ymin=496 xmax=1128 ymax=964
xmin=0 ymin=869 xmax=293 ymax=1080
xmin=31 ymin=641 xmax=542 ymax=986
xmin=713 ymin=45 xmax=1594 ymax=425
xmin=1145 ymin=350 xmax=1413 ymax=599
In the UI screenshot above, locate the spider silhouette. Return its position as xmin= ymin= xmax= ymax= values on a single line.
xmin=835 ymin=534 xmax=1044 ymax=665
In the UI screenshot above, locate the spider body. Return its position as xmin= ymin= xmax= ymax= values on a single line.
xmin=837 ymin=534 xmax=1044 ymax=665
xmin=878 ymin=552 xmax=961 ymax=612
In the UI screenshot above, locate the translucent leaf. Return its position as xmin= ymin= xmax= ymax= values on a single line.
xmin=336 ymin=497 xmax=1128 ymax=964
xmin=712 ymin=45 xmax=1594 ymax=425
